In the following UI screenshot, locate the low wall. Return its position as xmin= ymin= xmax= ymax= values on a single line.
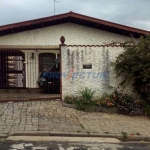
xmin=61 ymin=46 xmax=133 ymax=99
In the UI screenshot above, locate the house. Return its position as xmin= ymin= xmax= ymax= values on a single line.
xmin=0 ymin=11 xmax=149 ymax=101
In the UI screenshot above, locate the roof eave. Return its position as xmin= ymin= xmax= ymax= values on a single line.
xmin=0 ymin=11 xmax=149 ymax=37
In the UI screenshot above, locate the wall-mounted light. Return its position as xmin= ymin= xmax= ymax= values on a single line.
xmin=31 ymin=53 xmax=34 ymax=59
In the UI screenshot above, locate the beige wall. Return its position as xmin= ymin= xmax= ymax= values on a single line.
xmin=0 ymin=23 xmax=135 ymax=91
xmin=0 ymin=23 xmax=133 ymax=45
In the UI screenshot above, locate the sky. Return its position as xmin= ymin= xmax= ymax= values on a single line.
xmin=0 ymin=0 xmax=150 ymax=31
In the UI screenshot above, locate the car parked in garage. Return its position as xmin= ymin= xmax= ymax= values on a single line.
xmin=38 ymin=57 xmax=60 ymax=94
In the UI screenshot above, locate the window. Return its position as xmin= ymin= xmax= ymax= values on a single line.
xmin=39 ymin=53 xmax=56 ymax=72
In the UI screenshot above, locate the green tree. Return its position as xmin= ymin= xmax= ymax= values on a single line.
xmin=114 ymin=35 xmax=150 ymax=104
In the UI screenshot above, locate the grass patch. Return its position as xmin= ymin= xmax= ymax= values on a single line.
xmin=87 ymin=131 xmax=90 ymax=135
xmin=121 ymin=132 xmax=128 ymax=141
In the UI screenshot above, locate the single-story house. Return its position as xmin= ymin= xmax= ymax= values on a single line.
xmin=0 ymin=11 xmax=149 ymax=101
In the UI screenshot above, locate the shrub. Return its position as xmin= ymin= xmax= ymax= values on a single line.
xmin=95 ymin=93 xmax=116 ymax=108
xmin=114 ymin=35 xmax=150 ymax=104
xmin=76 ymin=87 xmax=96 ymax=110
xmin=79 ymin=87 xmax=95 ymax=101
xmin=64 ymin=95 xmax=78 ymax=104
xmin=115 ymin=92 xmax=141 ymax=114
xmin=142 ymin=104 xmax=150 ymax=116
xmin=64 ymin=88 xmax=96 ymax=111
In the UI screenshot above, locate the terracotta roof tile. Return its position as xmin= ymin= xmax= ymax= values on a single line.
xmin=0 ymin=11 xmax=149 ymax=37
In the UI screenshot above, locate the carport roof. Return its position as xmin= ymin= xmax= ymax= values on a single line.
xmin=0 ymin=11 xmax=150 ymax=37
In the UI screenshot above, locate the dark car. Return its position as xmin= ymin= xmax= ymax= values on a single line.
xmin=38 ymin=57 xmax=60 ymax=94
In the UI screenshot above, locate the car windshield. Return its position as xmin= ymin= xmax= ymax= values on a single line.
xmin=44 ymin=57 xmax=60 ymax=71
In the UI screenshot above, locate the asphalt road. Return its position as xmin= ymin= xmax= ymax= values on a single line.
xmin=0 ymin=140 xmax=150 ymax=150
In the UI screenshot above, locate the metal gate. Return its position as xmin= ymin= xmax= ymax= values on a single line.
xmin=0 ymin=50 xmax=60 ymax=101
xmin=0 ymin=51 xmax=25 ymax=89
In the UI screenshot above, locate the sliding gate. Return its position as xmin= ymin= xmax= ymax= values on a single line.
xmin=0 ymin=50 xmax=60 ymax=101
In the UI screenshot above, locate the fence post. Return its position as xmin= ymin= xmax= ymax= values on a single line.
xmin=59 ymin=36 xmax=66 ymax=101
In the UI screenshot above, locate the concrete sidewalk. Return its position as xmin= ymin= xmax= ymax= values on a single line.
xmin=0 ymin=101 xmax=150 ymax=140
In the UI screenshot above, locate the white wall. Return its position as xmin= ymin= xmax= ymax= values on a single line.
xmin=61 ymin=46 xmax=133 ymax=98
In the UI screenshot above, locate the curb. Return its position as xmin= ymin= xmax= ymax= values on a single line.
xmin=0 ymin=98 xmax=60 ymax=103
xmin=6 ymin=131 xmax=150 ymax=141
xmin=0 ymin=134 xmax=8 ymax=138
xmin=9 ymin=131 xmax=49 ymax=136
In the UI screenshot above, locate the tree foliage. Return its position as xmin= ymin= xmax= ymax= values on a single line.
xmin=114 ymin=35 xmax=150 ymax=104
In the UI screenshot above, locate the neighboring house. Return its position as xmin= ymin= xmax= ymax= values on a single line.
xmin=0 ymin=11 xmax=149 ymax=100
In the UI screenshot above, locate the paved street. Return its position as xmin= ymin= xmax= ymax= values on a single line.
xmin=0 ymin=100 xmax=150 ymax=138
xmin=0 ymin=140 xmax=150 ymax=150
